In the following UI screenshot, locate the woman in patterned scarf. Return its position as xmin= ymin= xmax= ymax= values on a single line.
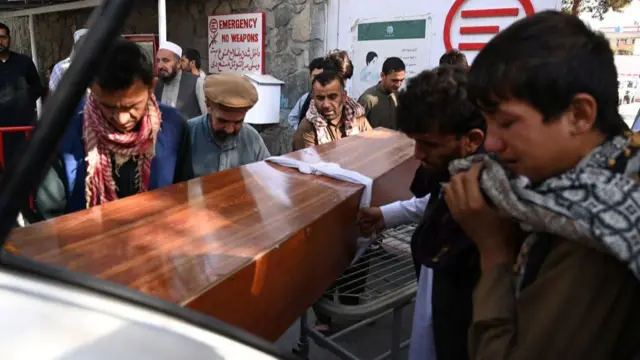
xmin=33 ymin=39 xmax=193 ymax=220
xmin=444 ymin=11 xmax=640 ymax=359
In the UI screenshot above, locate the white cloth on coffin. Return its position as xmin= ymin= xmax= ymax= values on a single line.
xmin=265 ymin=156 xmax=373 ymax=264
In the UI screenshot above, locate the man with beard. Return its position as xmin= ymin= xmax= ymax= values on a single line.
xmin=0 ymin=22 xmax=45 ymax=172
xmin=357 ymin=57 xmax=406 ymax=130
xmin=154 ymin=41 xmax=206 ymax=119
xmin=33 ymin=39 xmax=193 ymax=220
xmin=292 ymin=70 xmax=371 ymax=150
xmin=187 ymin=73 xmax=270 ymax=177
xmin=357 ymin=65 xmax=485 ymax=360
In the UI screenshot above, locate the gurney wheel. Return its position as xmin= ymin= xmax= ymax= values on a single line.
xmin=292 ymin=347 xmax=309 ymax=359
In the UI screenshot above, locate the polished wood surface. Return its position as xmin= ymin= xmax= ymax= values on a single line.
xmin=7 ymin=128 xmax=418 ymax=340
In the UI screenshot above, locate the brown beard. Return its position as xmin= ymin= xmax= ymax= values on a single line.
xmin=213 ymin=129 xmax=238 ymax=143
xmin=159 ymin=67 xmax=178 ymax=81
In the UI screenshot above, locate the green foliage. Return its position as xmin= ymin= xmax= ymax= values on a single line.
xmin=562 ymin=0 xmax=634 ymax=19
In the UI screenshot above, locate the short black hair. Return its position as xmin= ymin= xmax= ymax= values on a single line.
xmin=0 ymin=22 xmax=10 ymax=36
xmin=184 ymin=48 xmax=202 ymax=69
xmin=366 ymin=51 xmax=378 ymax=65
xmin=439 ymin=50 xmax=468 ymax=67
xmin=321 ymin=56 xmax=338 ymax=73
xmin=397 ymin=65 xmax=485 ymax=136
xmin=382 ymin=57 xmax=405 ymax=75
xmin=309 ymin=57 xmax=324 ymax=73
xmin=94 ymin=38 xmax=154 ymax=92
xmin=468 ymin=10 xmax=627 ymax=137
xmin=312 ymin=70 xmax=344 ymax=89
xmin=327 ymin=50 xmax=354 ymax=80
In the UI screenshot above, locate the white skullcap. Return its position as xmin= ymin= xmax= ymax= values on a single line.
xmin=74 ymin=28 xmax=88 ymax=43
xmin=159 ymin=41 xmax=182 ymax=57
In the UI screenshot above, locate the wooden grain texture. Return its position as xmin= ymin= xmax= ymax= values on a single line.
xmin=7 ymin=128 xmax=418 ymax=340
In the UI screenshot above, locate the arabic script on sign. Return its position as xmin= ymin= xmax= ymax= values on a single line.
xmin=210 ymin=47 xmax=262 ymax=72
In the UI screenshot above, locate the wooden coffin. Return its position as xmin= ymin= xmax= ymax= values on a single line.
xmin=6 ymin=128 xmax=418 ymax=341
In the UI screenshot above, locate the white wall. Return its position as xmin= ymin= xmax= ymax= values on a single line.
xmin=326 ymin=0 xmax=562 ymax=70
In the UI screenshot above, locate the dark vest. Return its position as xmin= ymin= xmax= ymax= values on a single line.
xmin=409 ymin=166 xmax=480 ymax=360
xmin=154 ymin=71 xmax=201 ymax=119
xmin=59 ymin=104 xmax=187 ymax=214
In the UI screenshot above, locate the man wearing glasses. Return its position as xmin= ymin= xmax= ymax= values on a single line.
xmin=33 ymin=38 xmax=193 ymax=221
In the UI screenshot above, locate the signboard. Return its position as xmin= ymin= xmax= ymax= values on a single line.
xmin=326 ymin=0 xmax=560 ymax=69
xmin=208 ymin=12 xmax=265 ymax=74
xmin=350 ymin=16 xmax=431 ymax=99
xmin=444 ymin=0 xmax=535 ymax=54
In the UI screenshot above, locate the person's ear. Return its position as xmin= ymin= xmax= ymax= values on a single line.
xmin=567 ymin=93 xmax=598 ymax=135
xmin=461 ymin=129 xmax=485 ymax=156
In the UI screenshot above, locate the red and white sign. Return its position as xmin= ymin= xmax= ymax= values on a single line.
xmin=208 ymin=12 xmax=266 ymax=74
xmin=444 ymin=0 xmax=535 ymax=53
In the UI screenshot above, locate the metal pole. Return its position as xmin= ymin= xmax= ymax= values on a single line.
xmin=28 ymin=14 xmax=41 ymax=117
xmin=158 ymin=0 xmax=167 ymax=43
xmin=0 ymin=0 xmax=135 ymax=246
xmin=390 ymin=306 xmax=403 ymax=360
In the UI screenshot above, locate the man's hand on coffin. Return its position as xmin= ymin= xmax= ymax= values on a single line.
xmin=443 ymin=163 xmax=520 ymax=272
xmin=357 ymin=207 xmax=386 ymax=236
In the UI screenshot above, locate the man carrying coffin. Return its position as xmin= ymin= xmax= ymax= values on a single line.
xmin=188 ymin=73 xmax=270 ymax=176
xmin=292 ymin=70 xmax=372 ymax=150
xmin=34 ymin=39 xmax=193 ymax=220
xmin=358 ymin=65 xmax=485 ymax=360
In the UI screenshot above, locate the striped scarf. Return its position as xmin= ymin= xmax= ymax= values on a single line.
xmin=83 ymin=93 xmax=162 ymax=208
xmin=305 ymin=96 xmax=365 ymax=145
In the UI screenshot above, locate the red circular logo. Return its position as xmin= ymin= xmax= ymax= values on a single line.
xmin=209 ymin=19 xmax=218 ymax=33
xmin=443 ymin=0 xmax=535 ymax=52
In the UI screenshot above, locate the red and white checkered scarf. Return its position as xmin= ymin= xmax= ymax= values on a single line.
xmin=305 ymin=96 xmax=365 ymax=145
xmin=82 ymin=93 xmax=162 ymax=208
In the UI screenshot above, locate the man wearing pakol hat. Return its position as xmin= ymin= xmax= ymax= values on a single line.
xmin=49 ymin=28 xmax=88 ymax=92
xmin=188 ymin=73 xmax=270 ymax=176
xmin=155 ymin=41 xmax=206 ymax=119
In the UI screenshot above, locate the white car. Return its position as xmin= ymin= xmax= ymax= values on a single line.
xmin=0 ymin=255 xmax=290 ymax=360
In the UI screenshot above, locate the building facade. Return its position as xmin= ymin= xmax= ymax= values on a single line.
xmin=2 ymin=0 xmax=326 ymax=113
xmin=600 ymin=25 xmax=640 ymax=55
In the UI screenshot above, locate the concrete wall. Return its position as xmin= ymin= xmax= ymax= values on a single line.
xmin=3 ymin=0 xmax=326 ymax=154
xmin=1 ymin=16 xmax=31 ymax=57
xmin=7 ymin=0 xmax=325 ymax=107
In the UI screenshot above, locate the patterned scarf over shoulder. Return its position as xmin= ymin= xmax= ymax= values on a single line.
xmin=305 ymin=96 xmax=365 ymax=145
xmin=83 ymin=93 xmax=162 ymax=207
xmin=449 ymin=133 xmax=640 ymax=285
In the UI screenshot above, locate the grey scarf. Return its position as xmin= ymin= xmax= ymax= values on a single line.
xmin=449 ymin=134 xmax=640 ymax=289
